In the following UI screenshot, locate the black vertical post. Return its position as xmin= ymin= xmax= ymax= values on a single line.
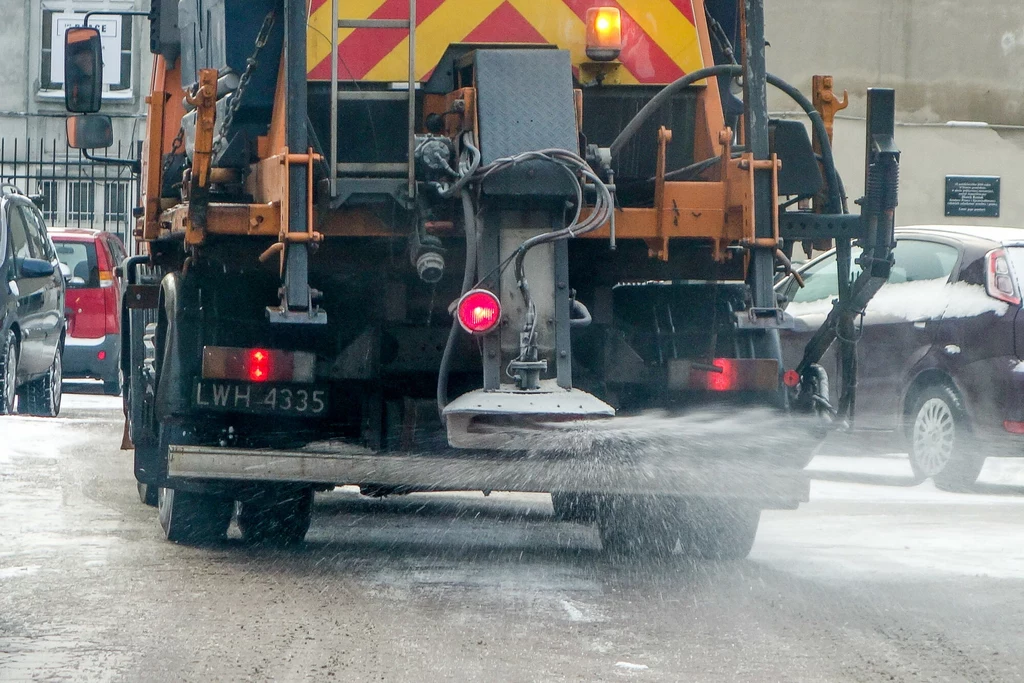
xmin=284 ymin=0 xmax=310 ymax=312
xmin=741 ymin=0 xmax=775 ymax=309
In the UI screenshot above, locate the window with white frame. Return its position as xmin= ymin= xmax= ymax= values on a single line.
xmin=40 ymin=4 xmax=135 ymax=95
xmin=67 ymin=180 xmax=96 ymax=222
xmin=103 ymin=181 xmax=129 ymax=224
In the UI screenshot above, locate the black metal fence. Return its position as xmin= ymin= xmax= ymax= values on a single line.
xmin=0 ymin=136 xmax=141 ymax=253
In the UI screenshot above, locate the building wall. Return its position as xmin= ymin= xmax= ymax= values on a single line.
xmin=0 ymin=0 xmax=150 ymax=142
xmin=0 ymin=0 xmax=149 ymax=242
xmin=765 ymin=0 xmax=1024 ymax=226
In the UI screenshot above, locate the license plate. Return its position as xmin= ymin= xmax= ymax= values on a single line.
xmin=194 ymin=381 xmax=329 ymax=417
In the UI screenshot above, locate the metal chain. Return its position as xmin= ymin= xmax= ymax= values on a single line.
xmin=162 ymin=127 xmax=186 ymax=182
xmin=215 ymin=11 xmax=276 ymax=155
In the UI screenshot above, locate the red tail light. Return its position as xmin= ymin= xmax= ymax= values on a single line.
xmin=681 ymin=359 xmax=780 ymax=392
xmin=783 ymin=370 xmax=801 ymax=388
xmin=249 ymin=349 xmax=270 ymax=382
xmin=456 ymin=289 xmax=502 ymax=335
xmin=98 ymin=270 xmax=115 ymax=288
xmin=1004 ymin=420 xmax=1024 ymax=435
xmin=202 ymin=347 xmax=316 ymax=383
xmin=986 ymin=249 xmax=1021 ymax=305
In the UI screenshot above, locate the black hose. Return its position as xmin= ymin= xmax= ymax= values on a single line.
xmin=609 ymin=65 xmax=845 ymax=215
xmin=436 ymin=191 xmax=479 ymax=417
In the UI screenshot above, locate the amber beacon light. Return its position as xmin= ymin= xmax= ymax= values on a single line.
xmin=586 ymin=7 xmax=622 ymax=61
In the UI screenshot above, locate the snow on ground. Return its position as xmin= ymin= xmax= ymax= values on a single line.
xmin=0 ymin=390 xmax=120 ymax=464
xmin=754 ymin=452 xmax=1024 ymax=581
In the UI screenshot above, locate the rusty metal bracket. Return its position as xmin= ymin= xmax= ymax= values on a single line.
xmin=812 ymin=75 xmax=849 ymax=145
xmin=267 ymin=148 xmax=324 ymax=275
xmin=810 ymin=75 xmax=849 ymax=250
xmin=652 ymin=126 xmax=673 ymax=261
xmin=183 ymin=69 xmax=219 ymax=240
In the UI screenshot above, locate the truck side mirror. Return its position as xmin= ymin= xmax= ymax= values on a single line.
xmin=64 ymin=26 xmax=103 ymax=114
xmin=67 ymin=114 xmax=113 ymax=150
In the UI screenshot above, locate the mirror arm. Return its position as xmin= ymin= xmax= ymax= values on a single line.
xmin=82 ymin=148 xmax=141 ymax=175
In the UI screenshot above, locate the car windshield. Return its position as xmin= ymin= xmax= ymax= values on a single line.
xmin=53 ymin=239 xmax=98 ymax=288
xmin=790 ymin=248 xmax=863 ymax=304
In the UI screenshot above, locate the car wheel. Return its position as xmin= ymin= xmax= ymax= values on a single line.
xmin=908 ymin=384 xmax=983 ymax=489
xmin=18 ymin=348 xmax=62 ymax=418
xmin=0 ymin=332 xmax=18 ymax=415
xmin=103 ymin=377 xmax=122 ymax=396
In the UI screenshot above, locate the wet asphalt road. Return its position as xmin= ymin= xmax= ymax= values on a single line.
xmin=2 ymin=386 xmax=1024 ymax=682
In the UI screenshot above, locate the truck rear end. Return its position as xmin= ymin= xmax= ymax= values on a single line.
xmin=63 ymin=0 xmax=899 ymax=555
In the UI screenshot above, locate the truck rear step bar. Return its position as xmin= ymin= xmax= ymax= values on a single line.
xmin=168 ymin=445 xmax=809 ymax=508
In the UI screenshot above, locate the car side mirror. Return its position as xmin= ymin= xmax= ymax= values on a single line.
xmin=59 ymin=262 xmax=72 ymax=281
xmin=20 ymin=258 xmax=56 ymax=278
xmin=64 ymin=26 xmax=103 ymax=114
xmin=67 ymin=114 xmax=113 ymax=150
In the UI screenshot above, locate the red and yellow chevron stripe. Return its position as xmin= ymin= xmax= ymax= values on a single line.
xmin=306 ymin=0 xmax=704 ymax=84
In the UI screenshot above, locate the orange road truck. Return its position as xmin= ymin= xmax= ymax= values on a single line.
xmin=62 ymin=0 xmax=899 ymax=556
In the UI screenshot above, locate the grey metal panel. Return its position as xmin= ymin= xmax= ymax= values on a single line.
xmin=168 ymin=444 xmax=809 ymax=503
xmin=472 ymin=49 xmax=578 ymax=197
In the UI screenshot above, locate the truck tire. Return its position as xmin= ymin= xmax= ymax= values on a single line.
xmin=236 ymin=486 xmax=315 ymax=546
xmin=596 ymin=496 xmax=680 ymax=557
xmin=680 ymin=504 xmax=760 ymax=560
xmin=158 ymin=486 xmax=233 ymax=544
xmin=550 ymin=492 xmax=598 ymax=523
xmin=908 ymin=384 xmax=983 ymax=490
xmin=18 ymin=348 xmax=62 ymax=417
xmin=0 ymin=331 xmax=17 ymax=415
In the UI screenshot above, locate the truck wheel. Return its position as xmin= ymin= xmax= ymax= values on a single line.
xmin=137 ymin=481 xmax=158 ymax=507
xmin=680 ymin=505 xmax=761 ymax=560
xmin=908 ymin=384 xmax=983 ymax=490
xmin=236 ymin=487 xmax=315 ymax=546
xmin=18 ymin=348 xmax=62 ymax=417
xmin=158 ymin=486 xmax=233 ymax=544
xmin=551 ymin=492 xmax=598 ymax=523
xmin=597 ymin=496 xmax=680 ymax=556
xmin=0 ymin=331 xmax=17 ymax=415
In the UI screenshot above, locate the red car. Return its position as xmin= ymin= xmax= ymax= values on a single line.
xmin=50 ymin=229 xmax=127 ymax=395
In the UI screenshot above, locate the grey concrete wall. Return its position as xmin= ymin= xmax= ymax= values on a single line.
xmin=766 ymin=0 xmax=1024 ymax=226
xmin=766 ymin=0 xmax=1024 ymax=124
xmin=0 ymin=0 xmax=150 ymax=145
xmin=0 ymin=1 xmax=31 ymax=138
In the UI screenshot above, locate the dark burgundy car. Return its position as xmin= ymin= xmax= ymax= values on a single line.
xmin=50 ymin=228 xmax=126 ymax=395
xmin=778 ymin=225 xmax=1024 ymax=489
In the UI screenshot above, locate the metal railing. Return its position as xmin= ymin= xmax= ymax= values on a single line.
xmin=0 ymin=136 xmax=141 ymax=253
